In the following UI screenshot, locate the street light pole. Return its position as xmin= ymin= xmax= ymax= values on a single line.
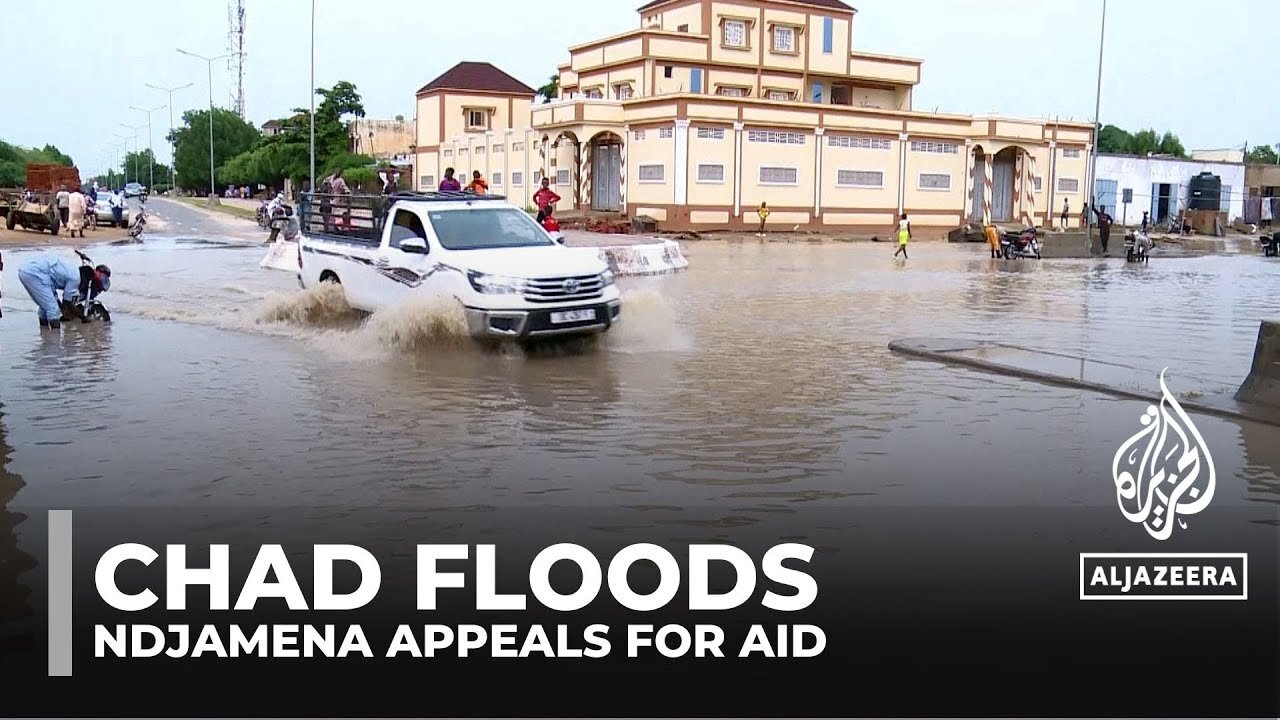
xmin=130 ymin=104 xmax=166 ymax=191
xmin=146 ymin=82 xmax=193 ymax=191
xmin=309 ymin=0 xmax=316 ymax=195
xmin=118 ymin=126 xmax=143 ymax=183
xmin=177 ymin=48 xmax=241 ymax=201
xmin=1086 ymin=0 xmax=1106 ymax=255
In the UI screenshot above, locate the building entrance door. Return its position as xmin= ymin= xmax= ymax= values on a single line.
xmin=592 ymin=141 xmax=621 ymax=211
xmin=991 ymin=150 xmax=1016 ymax=221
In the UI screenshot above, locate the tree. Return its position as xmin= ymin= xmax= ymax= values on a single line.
xmin=119 ymin=149 xmax=171 ymax=187
xmin=536 ymin=73 xmax=559 ymax=104
xmin=1129 ymin=129 xmax=1160 ymax=156
xmin=1157 ymin=132 xmax=1186 ymax=158
xmin=0 ymin=139 xmax=76 ymax=186
xmin=39 ymin=144 xmax=74 ymax=166
xmin=1246 ymin=144 xmax=1278 ymax=164
xmin=1097 ymin=124 xmax=1132 ymax=154
xmin=168 ymin=108 xmax=260 ymax=193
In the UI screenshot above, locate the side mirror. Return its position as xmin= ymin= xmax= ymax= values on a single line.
xmin=399 ymin=237 xmax=427 ymax=253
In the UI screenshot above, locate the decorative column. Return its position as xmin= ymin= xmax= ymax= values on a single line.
xmin=620 ymin=124 xmax=629 ymax=215
xmin=813 ymin=127 xmax=825 ymax=218
xmin=1047 ymin=140 xmax=1058 ymax=227
xmin=1023 ymin=151 xmax=1038 ymax=227
xmin=485 ymin=131 xmax=493 ymax=179
xmin=674 ymin=119 xmax=690 ymax=206
xmin=963 ymin=139 xmax=974 ymax=224
xmin=983 ymin=151 xmax=993 ymax=226
xmin=732 ymin=121 xmax=744 ymax=218
xmin=577 ymin=139 xmax=588 ymax=210
xmin=1014 ymin=150 xmax=1024 ymax=223
xmin=504 ymin=129 xmax=513 ymax=197
xmin=897 ymin=132 xmax=908 ymax=216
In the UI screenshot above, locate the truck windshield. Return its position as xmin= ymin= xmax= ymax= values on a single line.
xmin=426 ymin=207 xmax=554 ymax=250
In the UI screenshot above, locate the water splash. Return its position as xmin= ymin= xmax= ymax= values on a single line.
xmin=356 ymin=295 xmax=471 ymax=353
xmin=255 ymin=283 xmax=359 ymax=327
xmin=605 ymin=285 xmax=690 ymax=353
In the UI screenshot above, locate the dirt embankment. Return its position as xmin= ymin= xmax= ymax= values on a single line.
xmin=0 ymin=221 xmax=135 ymax=250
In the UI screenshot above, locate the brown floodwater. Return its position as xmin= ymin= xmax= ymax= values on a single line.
xmin=1 ymin=236 xmax=1278 ymax=516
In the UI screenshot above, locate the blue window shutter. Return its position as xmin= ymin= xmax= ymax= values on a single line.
xmin=812 ymin=82 xmax=824 ymax=103
xmin=822 ymin=17 xmax=833 ymax=53
xmin=691 ymin=68 xmax=702 ymax=94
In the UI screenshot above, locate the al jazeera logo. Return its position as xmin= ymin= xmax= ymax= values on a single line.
xmin=1079 ymin=369 xmax=1247 ymax=600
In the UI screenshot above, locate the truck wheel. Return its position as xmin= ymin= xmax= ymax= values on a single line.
xmin=319 ymin=271 xmax=340 ymax=284
xmin=5 ymin=212 xmax=14 ymax=231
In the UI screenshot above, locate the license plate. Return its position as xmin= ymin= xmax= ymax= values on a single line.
xmin=550 ymin=308 xmax=596 ymax=324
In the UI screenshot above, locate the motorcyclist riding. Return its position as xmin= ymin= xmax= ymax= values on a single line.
xmin=17 ymin=253 xmax=110 ymax=330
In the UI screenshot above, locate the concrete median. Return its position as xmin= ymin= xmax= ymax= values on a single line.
xmin=1235 ymin=320 xmax=1280 ymax=408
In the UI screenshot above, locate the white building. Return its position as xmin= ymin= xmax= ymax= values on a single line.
xmin=1092 ymin=154 xmax=1245 ymax=224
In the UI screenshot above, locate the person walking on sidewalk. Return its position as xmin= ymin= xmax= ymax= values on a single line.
xmin=894 ymin=213 xmax=911 ymax=259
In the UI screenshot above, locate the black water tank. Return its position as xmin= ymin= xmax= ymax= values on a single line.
xmin=1188 ymin=172 xmax=1222 ymax=210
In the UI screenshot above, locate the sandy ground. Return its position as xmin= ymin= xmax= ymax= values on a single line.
xmin=0 ymin=219 xmax=136 ymax=249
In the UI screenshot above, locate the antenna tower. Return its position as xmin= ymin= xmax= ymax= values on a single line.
xmin=228 ymin=0 xmax=246 ymax=118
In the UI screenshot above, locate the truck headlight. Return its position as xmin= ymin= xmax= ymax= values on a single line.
xmin=467 ymin=270 xmax=524 ymax=294
xmin=600 ymin=269 xmax=615 ymax=287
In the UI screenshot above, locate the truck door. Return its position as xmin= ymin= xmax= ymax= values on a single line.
xmin=374 ymin=208 xmax=435 ymax=304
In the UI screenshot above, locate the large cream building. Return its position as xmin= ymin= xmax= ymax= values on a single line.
xmin=414 ymin=0 xmax=1096 ymax=234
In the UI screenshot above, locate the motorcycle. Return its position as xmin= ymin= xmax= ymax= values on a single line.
xmin=1000 ymin=227 xmax=1041 ymax=259
xmin=266 ymin=203 xmax=299 ymax=244
xmin=63 ymin=250 xmax=112 ymax=323
xmin=256 ymin=199 xmax=272 ymax=228
xmin=128 ymin=201 xmax=147 ymax=238
xmin=1125 ymin=230 xmax=1153 ymax=263
xmin=1262 ymin=233 xmax=1279 ymax=258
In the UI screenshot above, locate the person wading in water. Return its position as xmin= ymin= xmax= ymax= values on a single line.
xmin=893 ymin=213 xmax=911 ymax=259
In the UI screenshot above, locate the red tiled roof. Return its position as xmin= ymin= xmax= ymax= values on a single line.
xmin=416 ymin=62 xmax=536 ymax=96
xmin=638 ymin=0 xmax=853 ymax=11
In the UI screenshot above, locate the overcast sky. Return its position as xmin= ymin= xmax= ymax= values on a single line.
xmin=4 ymin=0 xmax=1274 ymax=177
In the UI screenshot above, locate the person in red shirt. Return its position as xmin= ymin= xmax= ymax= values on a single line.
xmin=533 ymin=177 xmax=560 ymax=223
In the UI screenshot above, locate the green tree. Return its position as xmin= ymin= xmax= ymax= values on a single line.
xmin=1157 ymin=132 xmax=1186 ymax=158
xmin=1129 ymin=129 xmax=1160 ymax=155
xmin=1246 ymin=144 xmax=1278 ymax=164
xmin=536 ymin=73 xmax=559 ymax=103
xmin=168 ymin=108 xmax=260 ymax=193
xmin=39 ymin=144 xmax=74 ymax=166
xmin=1097 ymin=124 xmax=1132 ymax=154
xmin=314 ymin=80 xmax=365 ymax=161
xmin=119 ymin=149 xmax=171 ymax=187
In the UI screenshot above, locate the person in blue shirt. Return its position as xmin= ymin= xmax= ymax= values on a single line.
xmin=17 ymin=253 xmax=86 ymax=329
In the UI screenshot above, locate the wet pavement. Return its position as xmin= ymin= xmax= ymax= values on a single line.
xmin=1 ymin=200 xmax=1278 ymax=518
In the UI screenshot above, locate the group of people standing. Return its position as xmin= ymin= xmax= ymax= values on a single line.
xmin=52 ymin=184 xmax=126 ymax=237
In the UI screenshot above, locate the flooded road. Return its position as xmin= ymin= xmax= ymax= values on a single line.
xmin=1 ymin=206 xmax=1279 ymax=517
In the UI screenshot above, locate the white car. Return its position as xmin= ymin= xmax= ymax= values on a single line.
xmin=92 ymin=194 xmax=129 ymax=227
xmin=295 ymin=193 xmax=621 ymax=342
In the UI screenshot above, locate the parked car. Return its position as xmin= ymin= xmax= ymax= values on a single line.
xmin=124 ymin=182 xmax=146 ymax=198
xmin=294 ymin=192 xmax=621 ymax=344
xmin=93 ymin=194 xmax=130 ymax=227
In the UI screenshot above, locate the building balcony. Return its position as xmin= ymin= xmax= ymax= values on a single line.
xmin=532 ymin=97 xmax=626 ymax=129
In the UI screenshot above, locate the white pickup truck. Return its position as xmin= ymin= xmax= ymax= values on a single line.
xmin=293 ymin=192 xmax=620 ymax=342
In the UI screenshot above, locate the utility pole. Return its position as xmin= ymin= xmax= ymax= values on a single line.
xmin=146 ymin=82 xmax=193 ymax=191
xmin=178 ymin=48 xmax=242 ymax=201
xmin=1086 ymin=0 xmax=1106 ymax=256
xmin=130 ymin=104 xmax=166 ymax=191
xmin=309 ymin=0 xmax=316 ymax=195
xmin=118 ymin=126 xmax=143 ymax=183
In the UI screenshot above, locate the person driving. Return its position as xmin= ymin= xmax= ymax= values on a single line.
xmin=17 ymin=253 xmax=107 ymax=330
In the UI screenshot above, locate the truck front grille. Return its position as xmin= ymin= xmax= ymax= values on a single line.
xmin=523 ymin=274 xmax=604 ymax=303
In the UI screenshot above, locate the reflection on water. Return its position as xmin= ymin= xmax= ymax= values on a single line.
xmin=0 ymin=401 xmax=35 ymax=655
xmin=0 ymin=240 xmax=1276 ymax=517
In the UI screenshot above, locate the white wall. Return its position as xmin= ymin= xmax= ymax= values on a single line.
xmin=1094 ymin=154 xmax=1245 ymax=222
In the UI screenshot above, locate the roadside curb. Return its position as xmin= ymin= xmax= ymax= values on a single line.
xmin=888 ymin=335 xmax=1280 ymax=428
xmin=567 ymin=239 xmax=689 ymax=276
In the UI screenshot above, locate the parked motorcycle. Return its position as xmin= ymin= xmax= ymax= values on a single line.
xmin=1125 ymin=230 xmax=1153 ymax=263
xmin=1263 ymin=233 xmax=1279 ymax=258
xmin=128 ymin=202 xmax=147 ymax=238
xmin=1000 ymin=227 xmax=1041 ymax=259
xmin=256 ymin=199 xmax=271 ymax=228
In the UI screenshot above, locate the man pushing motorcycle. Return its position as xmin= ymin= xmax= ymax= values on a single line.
xmin=17 ymin=252 xmax=110 ymax=330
